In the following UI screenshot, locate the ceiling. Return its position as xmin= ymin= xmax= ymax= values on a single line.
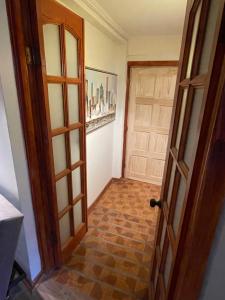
xmin=94 ymin=0 xmax=187 ymax=36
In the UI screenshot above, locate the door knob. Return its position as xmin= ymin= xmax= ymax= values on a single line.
xmin=150 ymin=198 xmax=162 ymax=208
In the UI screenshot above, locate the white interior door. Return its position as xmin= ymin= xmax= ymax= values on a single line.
xmin=125 ymin=67 xmax=178 ymax=185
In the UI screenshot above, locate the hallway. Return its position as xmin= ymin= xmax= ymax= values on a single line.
xmin=37 ymin=179 xmax=160 ymax=300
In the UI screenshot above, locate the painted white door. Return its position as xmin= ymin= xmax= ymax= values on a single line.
xmin=125 ymin=67 xmax=178 ymax=185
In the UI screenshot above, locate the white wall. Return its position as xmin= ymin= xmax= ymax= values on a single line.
xmin=85 ymin=20 xmax=127 ymax=206
xmin=128 ymin=35 xmax=182 ymax=61
xmin=58 ymin=2 xmax=181 ymax=208
xmin=0 ymin=1 xmax=41 ymax=281
xmin=59 ymin=0 xmax=128 ymax=206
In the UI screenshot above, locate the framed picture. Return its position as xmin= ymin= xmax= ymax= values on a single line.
xmin=85 ymin=67 xmax=117 ymax=133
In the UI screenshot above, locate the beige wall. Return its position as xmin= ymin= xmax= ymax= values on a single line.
xmin=128 ymin=35 xmax=182 ymax=61
xmin=85 ymin=20 xmax=127 ymax=207
xmin=60 ymin=0 xmax=128 ymax=207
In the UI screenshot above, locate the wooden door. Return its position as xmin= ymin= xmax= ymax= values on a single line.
xmin=150 ymin=0 xmax=225 ymax=299
xmin=125 ymin=67 xmax=177 ymax=185
xmin=35 ymin=0 xmax=87 ymax=262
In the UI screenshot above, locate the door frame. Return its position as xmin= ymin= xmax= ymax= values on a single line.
xmin=6 ymin=0 xmax=87 ymax=276
xmin=122 ymin=60 xmax=179 ymax=178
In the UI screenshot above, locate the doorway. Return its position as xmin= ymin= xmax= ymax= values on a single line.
xmin=123 ymin=61 xmax=178 ymax=185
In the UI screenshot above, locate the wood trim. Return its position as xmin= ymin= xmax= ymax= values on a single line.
xmin=150 ymin=1 xmax=225 ymax=299
xmin=171 ymin=8 xmax=225 ymax=299
xmin=6 ymin=0 xmax=88 ymax=273
xmin=62 ymin=223 xmax=87 ymax=262
xmin=127 ymin=61 xmax=179 ymax=68
xmin=122 ymin=61 xmax=179 ymax=178
xmin=88 ymin=178 xmax=113 ymax=215
xmin=85 ymin=66 xmax=118 ymax=76
xmin=6 ymin=0 xmax=56 ymax=273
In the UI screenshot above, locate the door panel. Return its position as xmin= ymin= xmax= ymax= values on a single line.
xmin=125 ymin=67 xmax=177 ymax=185
xmin=150 ymin=0 xmax=224 ymax=299
xmin=36 ymin=0 xmax=87 ymax=261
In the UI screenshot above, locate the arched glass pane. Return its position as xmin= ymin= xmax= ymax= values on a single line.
xmin=43 ymin=24 xmax=61 ymax=76
xmin=186 ymin=2 xmax=202 ymax=78
xmin=65 ymin=30 xmax=78 ymax=78
xmin=199 ymin=0 xmax=220 ymax=74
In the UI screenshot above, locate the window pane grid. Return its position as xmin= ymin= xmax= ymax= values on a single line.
xmin=43 ymin=22 xmax=84 ymax=248
xmin=186 ymin=1 xmax=203 ymax=79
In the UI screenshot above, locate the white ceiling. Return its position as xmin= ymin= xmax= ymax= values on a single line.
xmin=94 ymin=0 xmax=187 ymax=36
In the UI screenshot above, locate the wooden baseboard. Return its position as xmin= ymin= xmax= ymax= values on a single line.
xmin=88 ymin=178 xmax=113 ymax=215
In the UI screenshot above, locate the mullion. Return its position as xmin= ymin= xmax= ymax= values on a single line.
xmin=46 ymin=76 xmax=81 ymax=84
xmin=64 ymin=26 xmax=83 ymax=235
xmin=51 ymin=123 xmax=83 ymax=137
xmin=61 ymin=24 xmax=75 ymax=237
xmin=169 ymin=148 xmax=188 ymax=180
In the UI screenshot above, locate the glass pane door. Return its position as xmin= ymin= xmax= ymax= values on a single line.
xmin=150 ymin=0 xmax=220 ymax=298
xmin=40 ymin=0 xmax=87 ymax=262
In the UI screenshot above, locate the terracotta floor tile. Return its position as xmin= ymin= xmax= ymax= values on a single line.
xmin=36 ymin=178 xmax=160 ymax=299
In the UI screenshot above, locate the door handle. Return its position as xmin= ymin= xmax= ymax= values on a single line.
xmin=150 ymin=198 xmax=162 ymax=208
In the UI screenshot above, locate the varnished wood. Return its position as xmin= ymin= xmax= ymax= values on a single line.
xmin=6 ymin=0 xmax=87 ymax=270
xmin=6 ymin=0 xmax=58 ymax=272
xmin=51 ymin=123 xmax=82 ymax=137
xmin=150 ymin=1 xmax=225 ymax=300
xmin=171 ymin=7 xmax=225 ymax=299
xmin=46 ymin=75 xmax=81 ymax=84
xmin=62 ymin=223 xmax=86 ymax=262
xmin=37 ymin=0 xmax=87 ymax=262
xmin=127 ymin=61 xmax=179 ymax=68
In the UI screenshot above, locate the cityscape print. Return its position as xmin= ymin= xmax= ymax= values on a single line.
xmin=85 ymin=68 xmax=117 ymax=132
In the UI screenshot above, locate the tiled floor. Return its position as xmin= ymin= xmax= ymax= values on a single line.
xmin=36 ymin=179 xmax=160 ymax=300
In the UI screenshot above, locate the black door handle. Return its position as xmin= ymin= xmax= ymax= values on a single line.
xmin=150 ymin=198 xmax=162 ymax=208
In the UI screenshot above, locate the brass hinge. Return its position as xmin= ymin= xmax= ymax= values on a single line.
xmin=25 ymin=46 xmax=39 ymax=65
xmin=25 ymin=47 xmax=33 ymax=65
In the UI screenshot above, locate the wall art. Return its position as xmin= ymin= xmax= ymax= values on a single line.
xmin=85 ymin=67 xmax=117 ymax=133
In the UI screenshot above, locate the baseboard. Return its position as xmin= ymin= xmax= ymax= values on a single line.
xmin=88 ymin=178 xmax=113 ymax=215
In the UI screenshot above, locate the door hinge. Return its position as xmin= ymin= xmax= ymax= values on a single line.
xmin=25 ymin=46 xmax=39 ymax=65
xmin=25 ymin=47 xmax=33 ymax=65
